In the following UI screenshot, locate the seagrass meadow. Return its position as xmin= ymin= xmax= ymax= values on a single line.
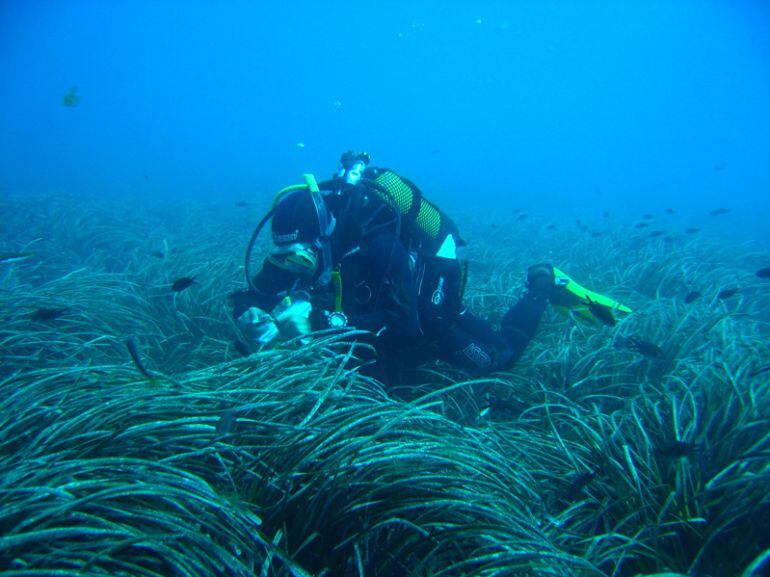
xmin=1 ymin=190 xmax=769 ymax=577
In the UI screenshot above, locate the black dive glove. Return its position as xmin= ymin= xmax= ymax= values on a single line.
xmin=526 ymin=263 xmax=555 ymax=300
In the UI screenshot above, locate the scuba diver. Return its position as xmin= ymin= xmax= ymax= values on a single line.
xmin=232 ymin=151 xmax=630 ymax=379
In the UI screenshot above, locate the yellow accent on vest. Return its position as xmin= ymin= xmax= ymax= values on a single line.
xmin=331 ymin=271 xmax=343 ymax=312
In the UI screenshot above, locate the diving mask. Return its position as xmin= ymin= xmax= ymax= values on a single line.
xmin=268 ymin=243 xmax=319 ymax=274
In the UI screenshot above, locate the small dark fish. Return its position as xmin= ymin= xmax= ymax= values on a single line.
xmin=648 ymin=230 xmax=665 ymax=238
xmin=546 ymin=224 xmax=556 ymax=230
xmin=712 ymin=162 xmax=728 ymax=172
xmin=684 ymin=291 xmax=702 ymax=304
xmin=575 ymin=219 xmax=583 ymax=228
xmin=685 ymin=227 xmax=701 ymax=234
xmin=580 ymin=224 xmax=589 ymax=232
xmin=484 ymin=395 xmax=526 ymax=420
xmin=486 ymin=396 xmax=520 ymax=411
xmin=655 ymin=440 xmax=701 ymax=458
xmin=0 ymin=252 xmax=33 ymax=265
xmin=663 ymin=235 xmax=675 ymax=243
xmin=709 ymin=208 xmax=731 ymax=217
xmin=216 ymin=409 xmax=237 ymax=436
xmin=62 ymin=86 xmax=80 ymax=107
xmin=642 ymin=213 xmax=653 ymax=220
xmin=233 ymin=340 xmax=250 ymax=357
xmin=125 ymin=337 xmax=156 ymax=380
xmin=616 ymin=335 xmax=663 ymax=358
xmin=171 ymin=276 xmax=196 ymax=292
xmin=235 ymin=201 xmax=248 ymax=208
xmin=665 ymin=208 xmax=675 ymax=215
xmin=755 ymin=267 xmax=770 ymax=279
xmin=590 ymin=231 xmax=603 ymax=238
xmin=584 ymin=296 xmax=616 ymax=327
xmin=717 ymin=288 xmax=740 ymax=299
xmin=563 ymin=469 xmax=599 ymax=501
xmin=748 ymin=364 xmax=770 ymax=379
xmin=431 ymin=149 xmax=440 ymax=155
xmin=634 ymin=222 xmax=649 ymax=229
xmin=30 ymin=307 xmax=69 ymax=322
xmin=602 ymin=211 xmax=610 ymax=218
xmin=150 ymin=251 xmax=165 ymax=259
xmin=516 ymin=213 xmax=528 ymax=220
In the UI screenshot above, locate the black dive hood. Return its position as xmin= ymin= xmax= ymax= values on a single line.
xmin=244 ymin=174 xmax=335 ymax=290
xmin=244 ymin=152 xmax=400 ymax=292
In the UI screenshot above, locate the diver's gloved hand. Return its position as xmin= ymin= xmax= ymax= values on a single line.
xmin=237 ymin=306 xmax=280 ymax=346
xmin=272 ymin=295 xmax=312 ymax=340
xmin=526 ymin=263 xmax=556 ymax=300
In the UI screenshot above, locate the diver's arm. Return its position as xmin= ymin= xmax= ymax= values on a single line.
xmin=345 ymin=233 xmax=421 ymax=345
xmin=232 ymin=259 xmax=300 ymax=319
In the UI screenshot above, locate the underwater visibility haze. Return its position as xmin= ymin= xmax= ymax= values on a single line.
xmin=2 ymin=1 xmax=770 ymax=228
xmin=2 ymin=1 xmax=770 ymax=576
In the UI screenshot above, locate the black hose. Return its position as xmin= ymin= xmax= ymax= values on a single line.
xmin=244 ymin=177 xmax=403 ymax=293
xmin=244 ymin=208 xmax=276 ymax=292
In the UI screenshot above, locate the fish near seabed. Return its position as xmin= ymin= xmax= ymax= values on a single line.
xmin=615 ymin=335 xmax=664 ymax=359
xmin=655 ymin=440 xmax=701 ymax=458
xmin=717 ymin=288 xmax=740 ymax=300
xmin=216 ymin=409 xmax=238 ymax=436
xmin=684 ymin=290 xmax=702 ymax=304
xmin=749 ymin=364 xmax=770 ymax=378
xmin=63 ymin=86 xmax=80 ymax=107
xmin=584 ymin=296 xmax=616 ymax=327
xmin=233 ymin=340 xmax=250 ymax=357
xmin=125 ymin=337 xmax=157 ymax=380
xmin=171 ymin=276 xmax=196 ymax=292
xmin=30 ymin=307 xmax=69 ymax=322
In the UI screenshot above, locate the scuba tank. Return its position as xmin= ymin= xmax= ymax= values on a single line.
xmin=330 ymin=150 xmax=465 ymax=256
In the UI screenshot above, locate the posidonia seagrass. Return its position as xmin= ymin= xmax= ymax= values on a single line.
xmin=1 ymin=192 xmax=768 ymax=576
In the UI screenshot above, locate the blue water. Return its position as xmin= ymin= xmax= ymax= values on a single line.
xmin=2 ymin=1 xmax=769 ymax=240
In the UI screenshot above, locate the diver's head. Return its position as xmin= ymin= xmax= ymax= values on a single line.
xmin=268 ymin=190 xmax=330 ymax=275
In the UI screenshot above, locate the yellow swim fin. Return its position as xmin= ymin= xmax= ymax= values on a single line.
xmin=550 ymin=267 xmax=632 ymax=326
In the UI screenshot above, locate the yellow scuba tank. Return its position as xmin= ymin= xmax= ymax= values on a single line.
xmin=367 ymin=168 xmax=465 ymax=254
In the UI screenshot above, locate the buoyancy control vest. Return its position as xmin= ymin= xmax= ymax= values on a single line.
xmin=244 ymin=154 xmax=468 ymax=332
xmin=340 ymin=165 xmax=468 ymax=332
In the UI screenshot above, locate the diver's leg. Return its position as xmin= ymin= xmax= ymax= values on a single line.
xmin=436 ymin=264 xmax=553 ymax=372
xmin=499 ymin=292 xmax=548 ymax=362
xmin=437 ymin=310 xmax=514 ymax=372
xmin=496 ymin=263 xmax=554 ymax=362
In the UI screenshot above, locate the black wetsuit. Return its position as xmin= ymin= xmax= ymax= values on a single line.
xmin=232 ymin=228 xmax=547 ymax=375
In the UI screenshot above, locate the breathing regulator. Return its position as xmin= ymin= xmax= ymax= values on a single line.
xmin=244 ymin=151 xmax=375 ymax=292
